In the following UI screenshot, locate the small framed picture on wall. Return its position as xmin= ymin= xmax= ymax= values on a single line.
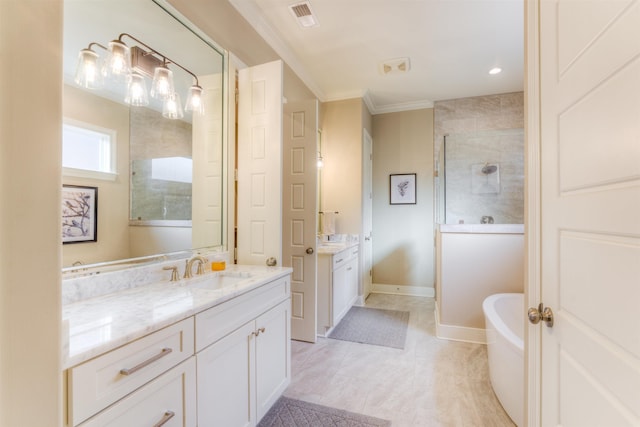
xmin=62 ymin=185 xmax=98 ymax=244
xmin=390 ymin=173 xmax=416 ymax=205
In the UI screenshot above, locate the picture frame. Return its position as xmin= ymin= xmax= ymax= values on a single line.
xmin=390 ymin=173 xmax=416 ymax=205
xmin=62 ymin=185 xmax=98 ymax=244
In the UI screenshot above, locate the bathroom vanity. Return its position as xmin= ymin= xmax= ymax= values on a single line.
xmin=62 ymin=263 xmax=292 ymax=427
xmin=316 ymin=242 xmax=359 ymax=336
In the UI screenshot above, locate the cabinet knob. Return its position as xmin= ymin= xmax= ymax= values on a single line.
xmin=266 ymin=257 xmax=277 ymax=267
xmin=252 ymin=327 xmax=266 ymax=337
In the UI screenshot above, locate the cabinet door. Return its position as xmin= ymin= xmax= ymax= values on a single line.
xmin=197 ymin=321 xmax=256 ymax=427
xmin=346 ymin=256 xmax=359 ymax=307
xmin=255 ymin=300 xmax=291 ymax=422
xmin=79 ymin=358 xmax=196 ymax=427
xmin=332 ymin=263 xmax=349 ymax=325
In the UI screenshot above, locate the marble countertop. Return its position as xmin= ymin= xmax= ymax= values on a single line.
xmin=62 ymin=265 xmax=292 ymax=370
xmin=317 ymin=241 xmax=359 ymax=255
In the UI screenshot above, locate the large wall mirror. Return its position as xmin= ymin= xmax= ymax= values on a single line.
xmin=62 ymin=0 xmax=227 ymax=270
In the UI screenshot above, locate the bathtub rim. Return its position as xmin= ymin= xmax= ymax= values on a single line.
xmin=482 ymin=292 xmax=524 ymax=352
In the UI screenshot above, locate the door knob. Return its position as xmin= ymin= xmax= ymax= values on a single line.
xmin=528 ymin=303 xmax=554 ymax=327
xmin=266 ymin=257 xmax=277 ymax=267
xmin=306 ymin=247 xmax=314 ymax=254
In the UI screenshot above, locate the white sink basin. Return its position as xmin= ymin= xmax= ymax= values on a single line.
xmin=187 ymin=273 xmax=252 ymax=291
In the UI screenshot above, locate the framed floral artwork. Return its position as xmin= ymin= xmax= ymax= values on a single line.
xmin=62 ymin=185 xmax=98 ymax=243
xmin=390 ymin=173 xmax=416 ymax=205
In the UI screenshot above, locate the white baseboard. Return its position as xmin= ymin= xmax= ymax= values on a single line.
xmin=371 ymin=283 xmax=435 ymax=298
xmin=434 ymin=305 xmax=487 ymax=344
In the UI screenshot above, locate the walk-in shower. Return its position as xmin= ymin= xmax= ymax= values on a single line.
xmin=436 ymin=128 xmax=524 ymax=225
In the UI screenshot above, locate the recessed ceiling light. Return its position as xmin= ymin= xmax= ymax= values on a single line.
xmin=489 ymin=67 xmax=502 ymax=75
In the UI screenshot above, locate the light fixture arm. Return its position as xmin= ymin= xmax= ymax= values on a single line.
xmin=87 ymin=42 xmax=108 ymax=52
xmin=117 ymin=33 xmax=199 ymax=86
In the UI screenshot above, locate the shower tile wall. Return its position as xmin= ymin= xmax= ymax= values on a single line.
xmin=130 ymin=107 xmax=193 ymax=221
xmin=434 ymin=93 xmax=524 ymax=224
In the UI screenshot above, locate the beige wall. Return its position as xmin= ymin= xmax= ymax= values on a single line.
xmin=436 ymin=230 xmax=524 ymax=336
xmin=62 ymin=85 xmax=131 ymax=266
xmin=0 ymin=1 xmax=62 ymax=426
xmin=372 ymin=109 xmax=435 ymax=291
xmin=320 ymin=99 xmax=365 ymax=234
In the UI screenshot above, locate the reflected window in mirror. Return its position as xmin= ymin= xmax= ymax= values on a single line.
xmin=63 ymin=120 xmax=117 ymax=181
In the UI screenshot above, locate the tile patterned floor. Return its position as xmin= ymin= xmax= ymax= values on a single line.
xmin=285 ymin=293 xmax=516 ymax=427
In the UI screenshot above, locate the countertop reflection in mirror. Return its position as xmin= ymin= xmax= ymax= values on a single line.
xmin=62 ymin=0 xmax=227 ymax=271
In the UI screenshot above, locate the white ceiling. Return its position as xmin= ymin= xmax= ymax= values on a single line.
xmin=229 ymin=0 xmax=524 ymax=114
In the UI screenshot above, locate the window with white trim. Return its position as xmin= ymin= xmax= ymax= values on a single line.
xmin=62 ymin=120 xmax=117 ymax=180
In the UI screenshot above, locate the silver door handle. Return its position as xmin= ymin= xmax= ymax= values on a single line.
xmin=528 ymin=303 xmax=554 ymax=327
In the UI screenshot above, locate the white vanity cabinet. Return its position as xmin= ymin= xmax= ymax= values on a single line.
xmin=64 ymin=271 xmax=292 ymax=427
xmin=317 ymin=245 xmax=359 ymax=336
xmin=195 ymin=275 xmax=291 ymax=426
xmin=67 ymin=318 xmax=195 ymax=427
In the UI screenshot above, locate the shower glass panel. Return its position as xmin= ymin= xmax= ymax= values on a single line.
xmin=439 ymin=128 xmax=524 ymax=224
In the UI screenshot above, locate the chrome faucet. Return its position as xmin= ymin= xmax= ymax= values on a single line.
xmin=184 ymin=255 xmax=208 ymax=279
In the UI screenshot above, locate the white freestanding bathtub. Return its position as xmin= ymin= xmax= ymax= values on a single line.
xmin=483 ymin=293 xmax=524 ymax=427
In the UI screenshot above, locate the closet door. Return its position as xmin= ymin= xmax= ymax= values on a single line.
xmin=237 ymin=60 xmax=283 ymax=266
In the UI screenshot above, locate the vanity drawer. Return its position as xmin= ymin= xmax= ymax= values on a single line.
xmin=68 ymin=318 xmax=194 ymax=426
xmin=195 ymin=275 xmax=290 ymax=351
xmin=79 ymin=357 xmax=196 ymax=427
xmin=332 ymin=251 xmax=348 ymax=269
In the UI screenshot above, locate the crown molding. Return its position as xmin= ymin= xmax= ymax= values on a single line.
xmin=228 ymin=0 xmax=326 ymax=101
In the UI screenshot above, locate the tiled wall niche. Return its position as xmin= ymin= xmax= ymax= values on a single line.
xmin=434 ymin=92 xmax=524 ymax=225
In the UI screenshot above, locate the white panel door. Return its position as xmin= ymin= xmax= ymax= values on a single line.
xmin=362 ymin=128 xmax=373 ymax=299
xmin=283 ymin=99 xmax=318 ymax=343
xmin=192 ymin=73 xmax=224 ymax=249
xmin=539 ymin=1 xmax=640 ymax=425
xmin=237 ymin=60 xmax=283 ymax=266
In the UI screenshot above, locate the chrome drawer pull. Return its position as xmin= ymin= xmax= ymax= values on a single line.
xmin=119 ymin=348 xmax=173 ymax=376
xmin=153 ymin=410 xmax=175 ymax=427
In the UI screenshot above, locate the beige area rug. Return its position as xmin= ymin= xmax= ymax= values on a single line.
xmin=258 ymin=397 xmax=391 ymax=427
xmin=328 ymin=306 xmax=410 ymax=349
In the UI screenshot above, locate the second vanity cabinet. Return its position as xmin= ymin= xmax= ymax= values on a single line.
xmin=196 ymin=276 xmax=291 ymax=426
xmin=317 ymin=244 xmax=359 ymax=336
xmin=65 ymin=271 xmax=291 ymax=427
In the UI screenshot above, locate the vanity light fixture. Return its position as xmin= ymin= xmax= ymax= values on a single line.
xmin=317 ymin=153 xmax=324 ymax=169
xmin=75 ymin=33 xmax=204 ymax=118
xmin=74 ymin=44 xmax=106 ymax=89
xmin=124 ymin=72 xmax=149 ymax=106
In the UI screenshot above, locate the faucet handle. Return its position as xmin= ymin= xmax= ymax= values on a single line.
xmin=196 ymin=259 xmax=208 ymax=275
xmin=163 ymin=266 xmax=179 ymax=282
xmin=183 ymin=259 xmax=192 ymax=279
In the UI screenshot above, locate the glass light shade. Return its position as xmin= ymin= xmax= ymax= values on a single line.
xmin=317 ymin=155 xmax=324 ymax=168
xmin=74 ymin=48 xmax=103 ymax=89
xmin=150 ymin=66 xmax=174 ymax=100
xmin=104 ymin=40 xmax=131 ymax=82
xmin=162 ymin=92 xmax=184 ymax=119
xmin=124 ymin=72 xmax=149 ymax=106
xmin=184 ymin=85 xmax=204 ymax=114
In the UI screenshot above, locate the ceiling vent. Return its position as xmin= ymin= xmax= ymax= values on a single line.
xmin=289 ymin=1 xmax=319 ymax=28
xmin=379 ymin=57 xmax=411 ymax=75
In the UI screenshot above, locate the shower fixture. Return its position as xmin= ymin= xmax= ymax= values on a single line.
xmin=481 ymin=163 xmax=498 ymax=175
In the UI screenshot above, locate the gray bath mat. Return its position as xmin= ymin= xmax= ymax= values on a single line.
xmin=258 ymin=397 xmax=391 ymax=427
xmin=328 ymin=306 xmax=409 ymax=349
